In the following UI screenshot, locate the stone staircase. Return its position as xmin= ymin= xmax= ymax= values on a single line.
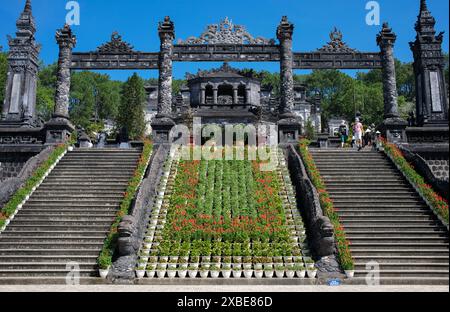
xmin=0 ymin=148 xmax=141 ymax=279
xmin=310 ymin=149 xmax=449 ymax=284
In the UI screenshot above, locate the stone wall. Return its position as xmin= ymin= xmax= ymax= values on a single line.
xmin=426 ymin=158 xmax=449 ymax=182
xmin=0 ymin=152 xmax=37 ymax=182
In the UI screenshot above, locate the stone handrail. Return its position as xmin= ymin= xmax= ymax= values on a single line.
xmin=285 ymin=144 xmax=335 ymax=257
xmin=113 ymin=143 xmax=171 ymax=280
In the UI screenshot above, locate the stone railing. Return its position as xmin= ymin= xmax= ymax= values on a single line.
xmin=112 ymin=143 xmax=171 ymax=281
xmin=284 ymin=144 xmax=335 ymax=258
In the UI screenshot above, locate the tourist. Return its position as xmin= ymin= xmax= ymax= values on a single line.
xmin=353 ymin=118 xmax=364 ymax=151
xmin=339 ymin=120 xmax=348 ymax=148
xmin=364 ymin=128 xmax=372 ymax=147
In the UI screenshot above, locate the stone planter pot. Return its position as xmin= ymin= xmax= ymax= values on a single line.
xmin=307 ymin=269 xmax=317 ymax=278
xmin=222 ymin=270 xmax=232 ymax=279
xmin=210 ymin=270 xmax=220 ymax=278
xmin=264 ymin=270 xmax=274 ymax=278
xmin=296 ymin=270 xmax=306 ymax=278
xmin=188 ymin=270 xmax=198 ymax=278
xmin=254 ymin=270 xmax=264 ymax=278
xmin=243 ymin=263 xmax=252 ymax=270
xmin=286 ymin=270 xmax=295 ymax=278
xmin=99 ymin=267 xmax=110 ymax=279
xmin=178 ymin=270 xmax=187 ymax=279
xmin=157 ymin=270 xmax=166 ymax=278
xmin=200 ymin=270 xmax=209 ymax=278
xmin=254 ymin=264 xmax=263 ymax=271
xmin=232 ymin=270 xmax=242 ymax=278
xmin=244 ymin=270 xmax=253 ymax=279
xmin=222 ymin=263 xmax=232 ymax=270
xmin=275 ymin=270 xmax=285 ymax=278
xmin=146 ymin=270 xmax=156 ymax=278
xmin=136 ymin=270 xmax=146 ymax=279
xmin=167 ymin=270 xmax=177 ymax=278
xmin=345 ymin=270 xmax=355 ymax=278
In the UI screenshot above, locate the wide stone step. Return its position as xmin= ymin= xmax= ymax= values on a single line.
xmin=340 ymin=215 xmax=436 ymax=221
xmin=0 ymin=230 xmax=108 ymax=237
xmin=341 ymin=219 xmax=441 ymax=225
xmin=0 ymin=249 xmax=101 ymax=256
xmin=24 ymin=203 xmax=120 ymax=209
xmin=331 ymin=195 xmax=421 ymax=200
xmin=346 ymin=237 xmax=449 ymax=244
xmin=32 ymin=191 xmax=125 ymax=197
xmin=350 ymin=249 xmax=450 ymax=256
xmin=353 ymin=256 xmax=449 ymax=264
xmin=0 ymin=242 xmax=104 ymax=249
xmin=0 ymin=263 xmax=97 ymax=270
xmin=12 ymin=216 xmax=115 ymax=222
xmin=324 ymin=182 xmax=410 ymax=186
xmin=48 ymin=173 xmax=135 ymax=178
xmin=353 ymin=270 xmax=449 ymax=278
xmin=11 ymin=214 xmax=114 ymax=224
xmin=18 ymin=211 xmax=117 ymax=216
xmin=39 ymin=182 xmax=128 ymax=188
xmin=348 ymin=242 xmax=449 ymax=249
xmin=0 ymin=255 xmax=97 ymax=263
xmin=30 ymin=194 xmax=124 ymax=200
xmin=8 ymin=220 xmax=115 ymax=227
xmin=43 ymin=178 xmax=131 ymax=183
xmin=336 ymin=208 xmax=432 ymax=213
xmin=338 ymin=212 xmax=433 ymax=217
xmin=346 ymin=229 xmax=447 ymax=236
xmin=328 ymin=189 xmax=415 ymax=195
xmin=26 ymin=199 xmax=123 ymax=205
xmin=0 ymin=269 xmax=96 ymax=277
xmin=354 ymin=263 xmax=449 ymax=270
xmin=0 ymin=237 xmax=105 ymax=244
xmin=322 ymin=178 xmax=405 ymax=182
xmin=36 ymin=186 xmax=127 ymax=192
xmin=335 ymin=203 xmax=428 ymax=208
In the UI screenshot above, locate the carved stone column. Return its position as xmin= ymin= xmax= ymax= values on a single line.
xmin=1 ymin=0 xmax=40 ymax=127
xmin=233 ymin=87 xmax=238 ymax=105
xmin=157 ymin=16 xmax=175 ymax=117
xmin=45 ymin=24 xmax=76 ymax=144
xmin=152 ymin=16 xmax=176 ymax=144
xmin=213 ymin=87 xmax=219 ymax=105
xmin=277 ymin=16 xmax=301 ymax=143
xmin=410 ymin=0 xmax=449 ymax=126
xmin=201 ymin=87 xmax=206 ymax=105
xmin=277 ymin=16 xmax=295 ymax=118
xmin=53 ymin=24 xmax=76 ymax=119
xmin=377 ymin=23 xmax=407 ymax=142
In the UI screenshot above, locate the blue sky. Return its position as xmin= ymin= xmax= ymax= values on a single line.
xmin=1 ymin=0 xmax=449 ymax=81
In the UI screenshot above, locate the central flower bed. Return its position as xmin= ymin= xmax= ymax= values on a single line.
xmin=139 ymin=147 xmax=314 ymax=279
xmin=167 ymin=158 xmax=290 ymax=243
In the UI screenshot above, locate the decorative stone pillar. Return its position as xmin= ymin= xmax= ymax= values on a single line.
xmin=277 ymin=16 xmax=295 ymax=118
xmin=277 ymin=16 xmax=301 ymax=144
xmin=1 ymin=0 xmax=40 ymax=127
xmin=377 ymin=23 xmax=407 ymax=142
xmin=410 ymin=0 xmax=449 ymax=126
xmin=200 ymin=87 xmax=206 ymax=105
xmin=245 ymin=88 xmax=251 ymax=105
xmin=157 ymin=16 xmax=175 ymax=117
xmin=213 ymin=87 xmax=218 ymax=105
xmin=45 ymin=24 xmax=76 ymax=144
xmin=53 ymin=24 xmax=76 ymax=119
xmin=233 ymin=87 xmax=238 ymax=105
xmin=152 ymin=17 xmax=176 ymax=144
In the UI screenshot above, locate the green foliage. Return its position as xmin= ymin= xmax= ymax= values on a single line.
xmin=97 ymin=140 xmax=153 ymax=269
xmin=0 ymin=52 xmax=7 ymax=105
xmin=117 ymin=73 xmax=146 ymax=140
xmin=70 ymin=71 xmax=122 ymax=132
xmin=304 ymin=119 xmax=316 ymax=141
xmin=382 ymin=139 xmax=448 ymax=225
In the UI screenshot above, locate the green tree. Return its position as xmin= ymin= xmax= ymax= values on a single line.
xmin=36 ymin=63 xmax=57 ymax=121
xmin=117 ymin=73 xmax=146 ymax=140
xmin=0 ymin=52 xmax=7 ymax=105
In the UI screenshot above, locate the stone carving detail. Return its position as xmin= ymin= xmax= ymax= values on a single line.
xmin=178 ymin=17 xmax=275 ymax=45
xmin=317 ymin=27 xmax=359 ymax=53
xmin=186 ymin=62 xmax=250 ymax=79
xmin=0 ymin=136 xmax=41 ymax=145
xmin=97 ymin=32 xmax=135 ymax=54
